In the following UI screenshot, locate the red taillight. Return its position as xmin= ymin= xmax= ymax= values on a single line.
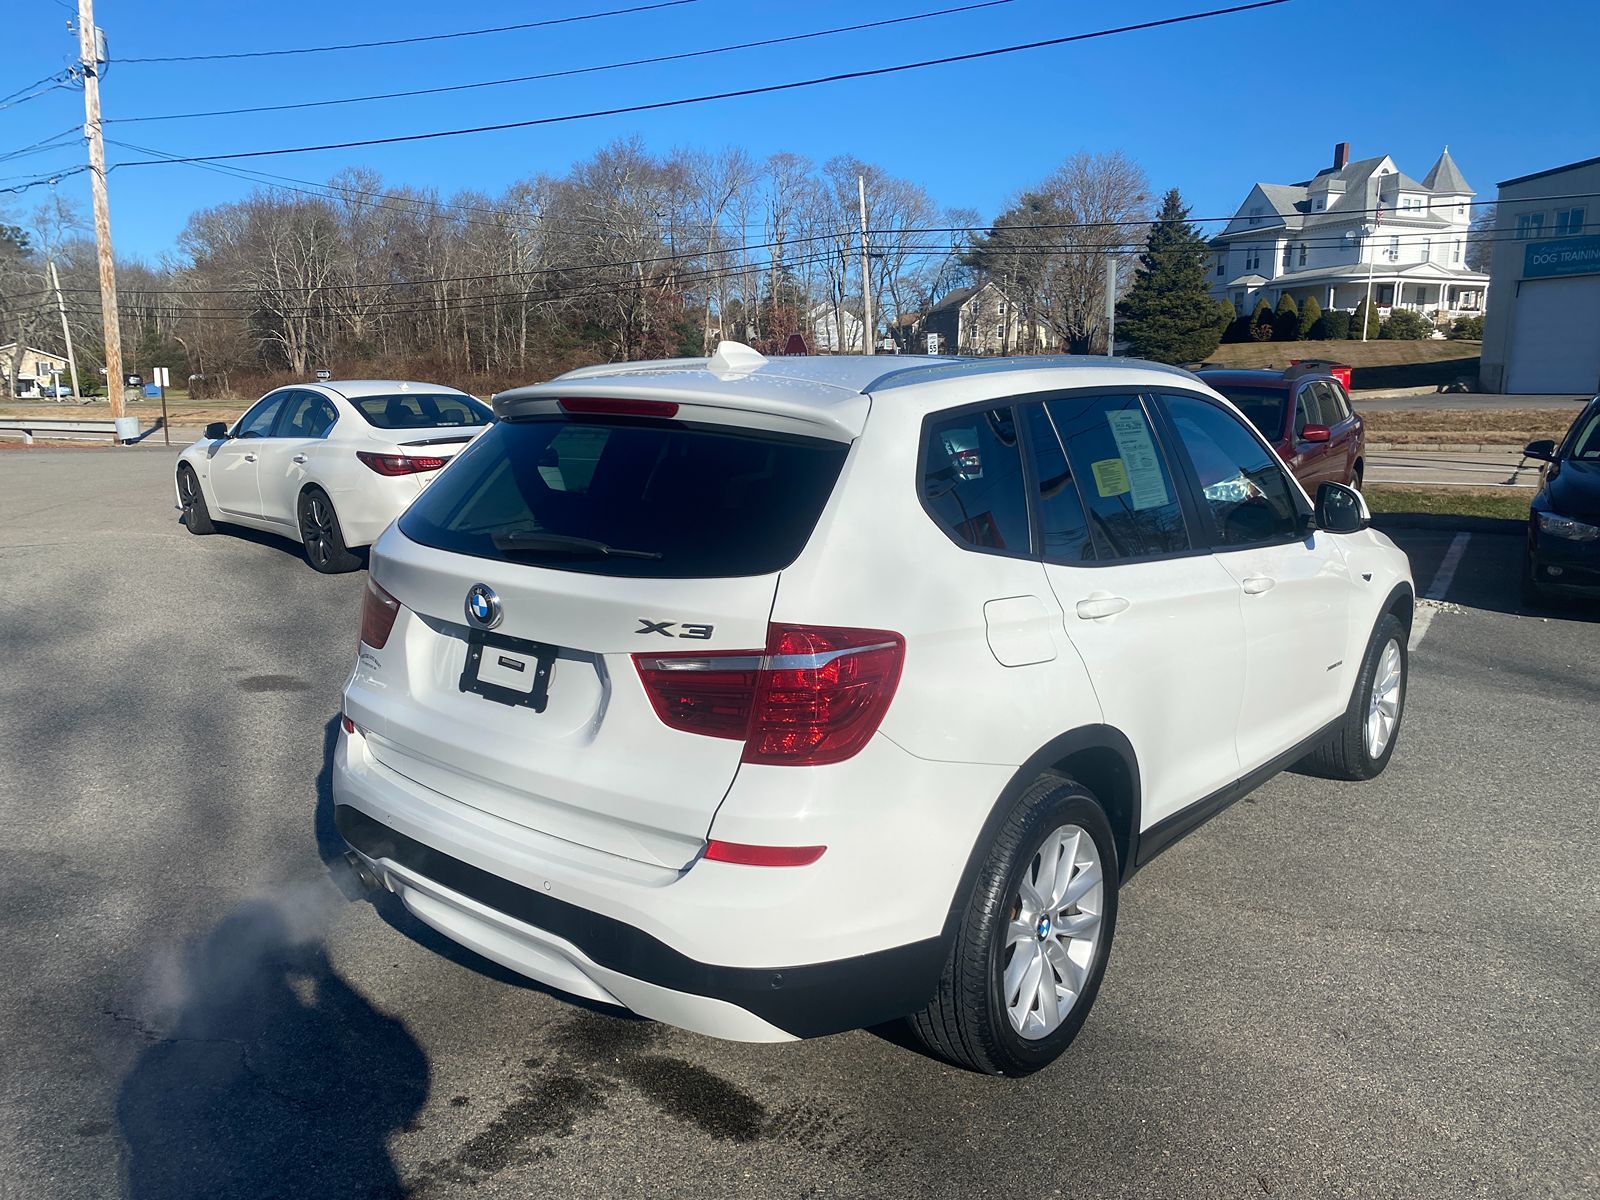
xmin=341 ymin=714 xmax=357 ymax=735
xmin=633 ymin=624 xmax=904 ymax=766
xmin=558 ymin=397 xmax=680 ymax=419
xmin=359 ymin=579 xmax=401 ymax=649
xmin=356 ymin=450 xmax=448 ymax=476
xmin=704 ymin=840 xmax=826 ymax=867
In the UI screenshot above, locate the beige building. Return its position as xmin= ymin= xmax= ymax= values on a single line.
xmin=913 ymin=283 xmax=1059 ymax=355
xmin=1479 ymin=155 xmax=1600 ymax=394
xmin=1 ymin=343 xmax=71 ymax=397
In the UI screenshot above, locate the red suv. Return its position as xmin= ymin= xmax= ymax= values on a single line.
xmin=1195 ymin=368 xmax=1366 ymax=491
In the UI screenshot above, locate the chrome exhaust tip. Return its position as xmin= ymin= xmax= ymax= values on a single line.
xmin=344 ymin=851 xmax=382 ymax=892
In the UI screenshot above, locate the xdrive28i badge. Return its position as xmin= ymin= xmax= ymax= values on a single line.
xmin=464 ymin=583 xmax=502 ymax=630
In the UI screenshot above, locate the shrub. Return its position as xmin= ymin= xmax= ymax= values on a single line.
xmin=1272 ymin=293 xmax=1300 ymax=341
xmin=1298 ymin=295 xmax=1323 ymax=339
xmin=1318 ymin=310 xmax=1352 ymax=340
xmin=1250 ymin=298 xmax=1275 ymax=341
xmin=1449 ymin=313 xmax=1485 ymax=340
xmin=1381 ymin=309 xmax=1432 ymax=340
xmin=1351 ymin=298 xmax=1379 ymax=339
xmin=1215 ymin=297 xmax=1237 ymax=335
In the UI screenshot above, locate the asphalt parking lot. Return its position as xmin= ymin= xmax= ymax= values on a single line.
xmin=1 ymin=446 xmax=1595 ymax=1200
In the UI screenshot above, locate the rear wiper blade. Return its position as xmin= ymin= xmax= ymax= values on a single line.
xmin=490 ymin=530 xmax=662 ymax=560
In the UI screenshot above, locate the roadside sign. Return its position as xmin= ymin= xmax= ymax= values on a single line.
xmin=926 ymin=333 xmax=941 ymax=355
xmin=316 ymin=369 xmax=332 ymax=381
xmin=783 ymin=333 xmax=809 ymax=356
xmin=152 ymin=366 xmax=170 ymax=388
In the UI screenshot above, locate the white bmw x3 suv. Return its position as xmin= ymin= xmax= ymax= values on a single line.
xmin=333 ymin=343 xmax=1413 ymax=1075
xmin=176 ymin=380 xmax=492 ymax=572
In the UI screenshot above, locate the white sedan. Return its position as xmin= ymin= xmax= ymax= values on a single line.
xmin=175 ymin=380 xmax=492 ymax=572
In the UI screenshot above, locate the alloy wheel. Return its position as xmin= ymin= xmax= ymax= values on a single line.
xmin=1365 ymin=638 xmax=1403 ymax=758
xmin=301 ymin=495 xmax=333 ymax=568
xmin=1001 ymin=823 xmax=1104 ymax=1040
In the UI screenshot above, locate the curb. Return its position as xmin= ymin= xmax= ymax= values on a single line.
xmin=1370 ymin=512 xmax=1525 ymax=535
xmin=1368 ymin=442 xmax=1531 ymax=454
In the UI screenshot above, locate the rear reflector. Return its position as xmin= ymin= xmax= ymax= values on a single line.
xmin=704 ymin=840 xmax=826 ymax=868
xmin=558 ymin=397 xmax=680 ymax=419
xmin=359 ymin=579 xmax=401 ymax=649
xmin=341 ymin=714 xmax=357 ymax=735
xmin=356 ymin=450 xmax=449 ymax=476
xmin=634 ymin=624 xmax=904 ymax=766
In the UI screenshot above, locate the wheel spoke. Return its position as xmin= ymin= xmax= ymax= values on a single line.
xmin=1005 ymin=919 xmax=1035 ymax=949
xmin=1053 ymin=910 xmax=1101 ymax=939
xmin=1060 ymin=859 xmax=1102 ymax=909
xmin=1046 ymin=829 xmax=1079 ymax=909
xmin=1005 ymin=943 xmax=1041 ymax=1011
xmin=1033 ymin=961 xmax=1060 ymax=1030
xmin=1044 ymin=937 xmax=1085 ymax=996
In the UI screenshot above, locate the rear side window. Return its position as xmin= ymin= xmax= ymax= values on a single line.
xmin=1164 ymin=394 xmax=1304 ymax=547
xmin=277 ymin=390 xmax=338 ymax=439
xmin=1046 ymin=395 xmax=1189 ymax=560
xmin=1021 ymin=402 xmax=1094 ymax=564
xmin=1207 ymin=384 xmax=1286 ymax=442
xmin=349 ymin=392 xmax=490 ymax=430
xmin=921 ymin=408 xmax=1031 ymax=555
xmin=399 ymin=418 xmax=847 ymax=579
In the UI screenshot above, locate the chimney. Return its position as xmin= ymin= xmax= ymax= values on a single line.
xmin=1333 ymin=142 xmax=1350 ymax=170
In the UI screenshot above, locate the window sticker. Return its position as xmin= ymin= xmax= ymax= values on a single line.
xmin=1090 ymin=458 xmax=1130 ymax=498
xmin=1105 ymin=410 xmax=1171 ymax=511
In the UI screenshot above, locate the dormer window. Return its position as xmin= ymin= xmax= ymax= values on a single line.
xmin=1249 ymin=205 xmax=1263 ymax=225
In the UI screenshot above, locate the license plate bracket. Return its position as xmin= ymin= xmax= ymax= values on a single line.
xmin=458 ymin=629 xmax=556 ymax=712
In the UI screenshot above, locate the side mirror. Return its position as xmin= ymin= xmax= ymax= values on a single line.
xmin=1523 ymin=439 xmax=1556 ymax=462
xmin=1300 ymin=424 xmax=1331 ymax=444
xmin=204 ymin=421 xmax=231 ymax=440
xmin=1315 ymin=482 xmax=1369 ymax=534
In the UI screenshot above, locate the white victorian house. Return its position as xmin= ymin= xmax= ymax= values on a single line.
xmin=1210 ymin=143 xmax=1489 ymax=325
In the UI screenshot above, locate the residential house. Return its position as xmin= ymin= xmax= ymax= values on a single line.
xmin=1 ymin=343 xmax=71 ymax=397
xmin=912 ymin=282 xmax=1058 ymax=356
xmin=807 ymin=298 xmax=866 ymax=353
xmin=1209 ymin=143 xmax=1489 ymax=326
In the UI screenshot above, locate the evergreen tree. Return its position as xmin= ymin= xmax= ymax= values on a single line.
xmin=1352 ymin=297 xmax=1379 ymax=339
xmin=1215 ymin=298 xmax=1237 ymax=337
xmin=1272 ymin=293 xmax=1300 ymax=341
xmin=1299 ymin=295 xmax=1322 ymax=339
xmin=1250 ymin=298 xmax=1275 ymax=341
xmin=1115 ymin=188 xmax=1223 ymax=364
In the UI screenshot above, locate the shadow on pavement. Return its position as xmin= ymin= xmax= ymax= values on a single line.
xmin=116 ymin=898 xmax=428 ymax=1200
xmin=1385 ymin=524 xmax=1599 ymax=624
xmin=176 ymin=512 xmax=370 ymax=573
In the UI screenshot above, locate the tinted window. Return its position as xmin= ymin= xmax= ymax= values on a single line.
xmin=1567 ymin=405 xmax=1600 ymax=460
xmin=1021 ymin=402 xmax=1094 ymax=564
xmin=1046 ymin=395 xmax=1189 ymax=560
xmin=922 ymin=407 xmax=1030 ymax=554
xmin=234 ymin=394 xmax=287 ymax=439
xmin=1165 ymin=394 xmax=1303 ymax=547
xmin=1293 ymin=386 xmax=1317 ymax=436
xmin=1209 ymin=384 xmax=1287 ymax=442
xmin=400 ymin=418 xmax=847 ymax=579
xmin=349 ymin=392 xmax=490 ymax=430
xmin=277 ymin=390 xmax=338 ymax=439
xmin=1321 ymin=381 xmax=1352 ymax=423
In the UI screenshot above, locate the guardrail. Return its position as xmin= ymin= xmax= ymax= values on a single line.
xmin=0 ymin=416 xmax=140 ymax=445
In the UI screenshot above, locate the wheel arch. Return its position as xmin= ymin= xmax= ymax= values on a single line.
xmin=941 ymin=725 xmax=1142 ymax=945
xmin=1381 ymin=580 xmax=1414 ymax=633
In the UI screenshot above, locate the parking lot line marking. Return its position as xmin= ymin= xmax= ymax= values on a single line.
xmin=1424 ymin=533 xmax=1470 ymax=601
xmin=1408 ymin=606 xmax=1436 ymax=651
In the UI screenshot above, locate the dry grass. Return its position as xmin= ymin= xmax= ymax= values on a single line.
xmin=1359 ymin=407 xmax=1572 ymax=446
xmin=1364 ymin=485 xmax=1531 ymax=521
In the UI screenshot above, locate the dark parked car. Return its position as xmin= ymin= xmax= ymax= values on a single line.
xmin=1195 ymin=368 xmax=1366 ymax=492
xmin=1523 ymin=395 xmax=1600 ymax=601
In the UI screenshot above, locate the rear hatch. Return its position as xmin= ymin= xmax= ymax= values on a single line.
xmin=347 ymin=408 xmax=850 ymax=869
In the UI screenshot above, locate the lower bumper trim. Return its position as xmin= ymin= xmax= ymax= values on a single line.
xmin=336 ymin=804 xmax=945 ymax=1039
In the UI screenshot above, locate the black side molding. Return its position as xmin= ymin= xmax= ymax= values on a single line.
xmin=335 ymin=805 xmax=945 ymax=1039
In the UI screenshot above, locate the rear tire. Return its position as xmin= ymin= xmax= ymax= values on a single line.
xmin=908 ymin=775 xmax=1118 ymax=1076
xmin=1351 ymin=461 xmax=1364 ymax=490
xmin=1301 ymin=612 xmax=1406 ymax=781
xmin=176 ymin=464 xmax=215 ymax=535
xmin=297 ymin=487 xmax=362 ymax=574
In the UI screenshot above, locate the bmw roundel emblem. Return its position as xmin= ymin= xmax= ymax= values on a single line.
xmin=465 ymin=583 xmax=502 ymax=630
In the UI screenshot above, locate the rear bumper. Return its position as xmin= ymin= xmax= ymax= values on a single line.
xmin=336 ymin=804 xmax=944 ymax=1041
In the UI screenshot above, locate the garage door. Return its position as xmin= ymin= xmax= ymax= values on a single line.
xmin=1506 ymin=275 xmax=1600 ymax=394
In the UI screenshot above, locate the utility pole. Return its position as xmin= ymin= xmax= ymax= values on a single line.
xmin=76 ymin=0 xmax=128 ymax=439
xmin=48 ymin=261 xmax=81 ymax=401
xmin=857 ymin=175 xmax=874 ymax=355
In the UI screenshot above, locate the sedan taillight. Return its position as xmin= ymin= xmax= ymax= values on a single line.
xmin=359 ymin=579 xmax=402 ymax=649
xmin=634 ymin=624 xmax=904 ymax=766
xmin=356 ymin=451 xmax=448 ymax=476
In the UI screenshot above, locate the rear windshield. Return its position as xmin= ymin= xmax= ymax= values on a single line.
xmin=348 ymin=392 xmax=491 ymax=430
xmin=1208 ymin=385 xmax=1286 ymax=442
xmin=399 ymin=417 xmax=849 ymax=578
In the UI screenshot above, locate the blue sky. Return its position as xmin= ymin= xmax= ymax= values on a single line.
xmin=4 ymin=0 xmax=1596 ymax=261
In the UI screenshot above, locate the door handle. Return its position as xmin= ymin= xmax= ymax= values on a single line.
xmin=292 ymin=454 xmax=308 ymax=464
xmin=243 ymin=453 xmax=257 ymax=462
xmin=1242 ymin=576 xmax=1276 ymax=595
xmin=1075 ymin=594 xmax=1130 ymax=620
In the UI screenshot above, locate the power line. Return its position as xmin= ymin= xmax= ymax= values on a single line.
xmin=111 ymin=2 xmax=1293 ymax=166
xmin=0 ymin=69 xmax=76 ymax=112
xmin=119 ymin=0 xmax=700 ymax=64
xmin=109 ymin=1 xmax=1020 ymax=125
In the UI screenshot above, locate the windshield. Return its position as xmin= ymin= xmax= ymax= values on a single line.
xmin=347 ymin=392 xmax=491 ymax=430
xmin=399 ymin=417 xmax=849 ymax=578
xmin=1568 ymin=407 xmax=1600 ymax=460
xmin=1208 ymin=385 xmax=1287 ymax=442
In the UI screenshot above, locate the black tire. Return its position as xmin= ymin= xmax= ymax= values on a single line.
xmin=1301 ymin=612 xmax=1407 ymax=781
xmin=1521 ymin=554 xmax=1548 ymax=608
xmin=1351 ymin=461 xmax=1364 ymax=491
xmin=297 ymin=487 xmax=362 ymax=574
xmin=908 ymin=775 xmax=1119 ymax=1076
xmin=176 ymin=464 xmax=215 ymax=535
